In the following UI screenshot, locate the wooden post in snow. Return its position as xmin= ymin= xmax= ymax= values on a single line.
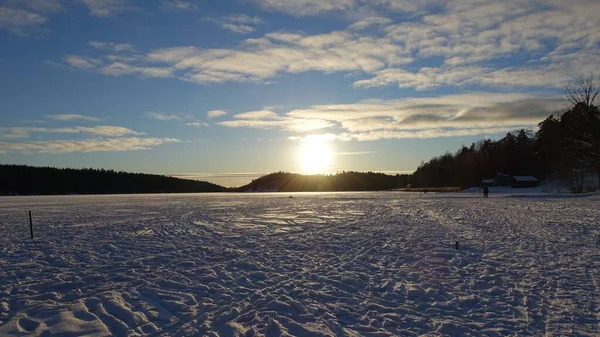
xmin=29 ymin=211 xmax=34 ymax=239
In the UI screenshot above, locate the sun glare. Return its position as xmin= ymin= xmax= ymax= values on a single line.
xmin=298 ymin=136 xmax=333 ymax=174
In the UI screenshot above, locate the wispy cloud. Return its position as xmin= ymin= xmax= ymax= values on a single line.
xmin=0 ymin=6 xmax=46 ymax=34
xmin=78 ymin=0 xmax=136 ymax=17
xmin=144 ymin=112 xmax=193 ymax=121
xmin=209 ymin=13 xmax=264 ymax=34
xmin=57 ymin=0 xmax=600 ymax=91
xmin=207 ymin=110 xmax=227 ymax=119
xmin=3 ymin=0 xmax=64 ymax=14
xmin=65 ymin=55 xmax=101 ymax=69
xmin=234 ymin=109 xmax=279 ymax=119
xmin=219 ymin=93 xmax=563 ymax=140
xmin=250 ymin=0 xmax=356 ymax=17
xmin=46 ymin=114 xmax=102 ymax=122
xmin=0 ymin=126 xmax=145 ymax=139
xmin=186 ymin=122 xmax=208 ymax=127
xmin=0 ymin=137 xmax=178 ymax=154
xmin=89 ymin=41 xmax=136 ymax=53
xmin=161 ymin=0 xmax=198 ymax=12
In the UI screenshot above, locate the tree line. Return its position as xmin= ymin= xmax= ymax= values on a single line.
xmin=236 ymin=171 xmax=411 ymax=192
xmin=0 ymin=165 xmax=227 ymax=195
xmin=411 ymin=75 xmax=600 ymax=193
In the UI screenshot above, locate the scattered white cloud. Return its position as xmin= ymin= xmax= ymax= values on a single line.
xmin=209 ymin=13 xmax=264 ymax=34
xmin=219 ymin=93 xmax=563 ymax=140
xmin=46 ymin=114 xmax=102 ymax=122
xmin=234 ymin=109 xmax=279 ymax=119
xmin=249 ymin=0 xmax=438 ymax=17
xmin=49 ymin=0 xmax=599 ymax=93
xmin=89 ymin=41 xmax=136 ymax=53
xmin=145 ymin=112 xmax=193 ymax=121
xmin=219 ymin=112 xmax=334 ymax=132
xmin=225 ymin=14 xmax=264 ymax=25
xmin=0 ymin=6 xmax=46 ymax=34
xmin=250 ymin=0 xmax=355 ymax=17
xmin=0 ymin=126 xmax=144 ymax=139
xmin=100 ymin=62 xmax=174 ymax=78
xmin=348 ymin=16 xmax=392 ymax=30
xmin=221 ymin=23 xmax=255 ymax=34
xmin=65 ymin=55 xmax=101 ymax=69
xmin=186 ymin=122 xmax=208 ymax=127
xmin=0 ymin=137 xmax=178 ymax=154
xmin=207 ymin=110 xmax=227 ymax=119
xmin=3 ymin=0 xmax=64 ymax=14
xmin=335 ymin=127 xmax=537 ymax=141
xmin=78 ymin=0 xmax=135 ymax=17
xmin=161 ymin=0 xmax=198 ymax=12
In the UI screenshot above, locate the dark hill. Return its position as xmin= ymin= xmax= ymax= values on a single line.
xmin=0 ymin=165 xmax=227 ymax=195
xmin=235 ymin=171 xmax=411 ymax=192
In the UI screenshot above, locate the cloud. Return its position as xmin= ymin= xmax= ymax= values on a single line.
xmin=125 ymin=30 xmax=406 ymax=84
xmin=207 ymin=110 xmax=227 ymax=119
xmin=144 ymin=112 xmax=193 ymax=121
xmin=209 ymin=13 xmax=264 ymax=34
xmin=89 ymin=41 xmax=136 ymax=53
xmin=65 ymin=55 xmax=101 ymax=69
xmin=249 ymin=0 xmax=434 ymax=17
xmin=100 ymin=62 xmax=174 ymax=78
xmin=226 ymin=14 xmax=264 ymax=25
xmin=56 ymin=0 xmax=599 ymax=91
xmin=0 ymin=137 xmax=178 ymax=154
xmin=186 ymin=122 xmax=208 ymax=127
xmin=161 ymin=0 xmax=198 ymax=12
xmin=46 ymin=114 xmax=102 ymax=122
xmin=219 ymin=112 xmax=334 ymax=132
xmin=250 ymin=0 xmax=355 ymax=16
xmin=348 ymin=16 xmax=392 ymax=30
xmin=78 ymin=0 xmax=135 ymax=17
xmin=234 ymin=109 xmax=279 ymax=119
xmin=218 ymin=93 xmax=563 ymax=140
xmin=0 ymin=6 xmax=46 ymax=34
xmin=336 ymin=127 xmax=537 ymax=141
xmin=0 ymin=126 xmax=144 ymax=139
xmin=3 ymin=0 xmax=64 ymax=14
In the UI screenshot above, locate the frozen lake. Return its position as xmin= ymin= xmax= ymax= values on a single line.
xmin=1 ymin=192 xmax=600 ymax=336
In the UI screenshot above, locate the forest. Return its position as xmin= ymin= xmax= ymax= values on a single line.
xmin=236 ymin=171 xmax=411 ymax=192
xmin=0 ymin=165 xmax=226 ymax=195
xmin=411 ymin=75 xmax=600 ymax=193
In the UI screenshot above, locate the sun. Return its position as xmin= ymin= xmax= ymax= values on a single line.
xmin=298 ymin=136 xmax=333 ymax=174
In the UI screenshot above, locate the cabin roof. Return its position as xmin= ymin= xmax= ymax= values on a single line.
xmin=512 ymin=176 xmax=538 ymax=182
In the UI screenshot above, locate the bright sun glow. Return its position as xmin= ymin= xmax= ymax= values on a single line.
xmin=298 ymin=136 xmax=333 ymax=174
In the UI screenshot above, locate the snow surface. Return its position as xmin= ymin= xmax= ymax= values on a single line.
xmin=1 ymin=192 xmax=600 ymax=336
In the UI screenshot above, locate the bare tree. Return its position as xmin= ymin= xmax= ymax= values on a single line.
xmin=565 ymin=73 xmax=600 ymax=107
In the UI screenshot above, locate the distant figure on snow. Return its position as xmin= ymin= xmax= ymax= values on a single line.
xmin=483 ymin=185 xmax=489 ymax=198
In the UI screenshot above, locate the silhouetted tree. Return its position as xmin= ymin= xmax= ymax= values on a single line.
xmin=0 ymin=165 xmax=227 ymax=195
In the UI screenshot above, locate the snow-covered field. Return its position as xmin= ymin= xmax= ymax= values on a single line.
xmin=1 ymin=192 xmax=600 ymax=336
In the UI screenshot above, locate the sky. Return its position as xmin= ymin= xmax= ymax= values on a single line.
xmin=0 ymin=0 xmax=599 ymax=187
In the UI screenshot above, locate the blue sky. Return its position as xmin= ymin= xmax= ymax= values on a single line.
xmin=1 ymin=0 xmax=598 ymax=186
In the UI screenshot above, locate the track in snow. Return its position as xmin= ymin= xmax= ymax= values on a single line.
xmin=1 ymin=192 xmax=600 ymax=336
